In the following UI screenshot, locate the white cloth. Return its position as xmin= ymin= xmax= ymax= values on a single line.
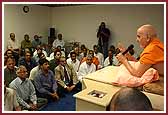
xmin=4 ymin=87 xmax=19 ymax=111
xmin=7 ymin=39 xmax=19 ymax=50
xmin=104 ymin=56 xmax=119 ymax=67
xmin=78 ymin=61 xmax=96 ymax=81
xmin=52 ymin=39 xmax=65 ymax=48
xmin=94 ymin=52 xmax=104 ymax=68
xmin=29 ymin=66 xmax=40 ymax=80
xmin=67 ymin=58 xmax=80 ymax=73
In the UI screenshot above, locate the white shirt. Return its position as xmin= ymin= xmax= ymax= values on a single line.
xmin=52 ymin=39 xmax=65 ymax=48
xmin=4 ymin=88 xmax=19 ymax=111
xmin=29 ymin=66 xmax=40 ymax=80
xmin=104 ymin=56 xmax=119 ymax=67
xmin=49 ymin=51 xmax=65 ymax=60
xmin=78 ymin=61 xmax=96 ymax=81
xmin=33 ymin=50 xmax=47 ymax=58
xmin=7 ymin=39 xmax=19 ymax=50
xmin=94 ymin=52 xmax=104 ymax=68
xmin=67 ymin=58 xmax=80 ymax=73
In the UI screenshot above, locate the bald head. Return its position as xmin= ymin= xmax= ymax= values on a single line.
xmin=136 ymin=24 xmax=158 ymax=48
xmin=137 ymin=24 xmax=157 ymax=38
xmin=110 ymin=87 xmax=153 ymax=111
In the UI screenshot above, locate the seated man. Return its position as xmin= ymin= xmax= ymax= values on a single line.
xmin=9 ymin=65 xmax=47 ymax=111
xmin=49 ymin=49 xmax=62 ymax=73
xmin=78 ymin=54 xmax=96 ymax=82
xmin=52 ymin=33 xmax=65 ymax=48
xmin=4 ymin=57 xmax=17 ymax=86
xmin=104 ymin=49 xmax=119 ymax=67
xmin=4 ymin=81 xmax=21 ymax=111
xmin=18 ymin=51 xmax=37 ymax=77
xmin=81 ymin=50 xmax=99 ymax=70
xmin=33 ymin=45 xmax=47 ymax=63
xmin=21 ymin=34 xmax=32 ymax=50
xmin=66 ymin=51 xmax=80 ymax=74
xmin=93 ymin=45 xmax=104 ymax=69
xmin=116 ymin=24 xmax=164 ymax=77
xmin=34 ymin=58 xmax=59 ymax=101
xmin=55 ymin=56 xmax=81 ymax=97
xmin=109 ymin=87 xmax=153 ymax=111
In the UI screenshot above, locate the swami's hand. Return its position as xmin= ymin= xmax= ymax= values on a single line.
xmin=116 ymin=53 xmax=127 ymax=64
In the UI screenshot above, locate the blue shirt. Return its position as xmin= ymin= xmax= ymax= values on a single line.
xmin=34 ymin=70 xmax=57 ymax=95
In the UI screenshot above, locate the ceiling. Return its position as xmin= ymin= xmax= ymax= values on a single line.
xmin=37 ymin=4 xmax=90 ymax=7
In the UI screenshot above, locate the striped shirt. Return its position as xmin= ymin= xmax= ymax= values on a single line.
xmin=9 ymin=77 xmax=37 ymax=109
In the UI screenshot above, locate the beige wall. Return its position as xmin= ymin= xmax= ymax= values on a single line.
xmin=4 ymin=4 xmax=164 ymax=54
xmin=4 ymin=4 xmax=52 ymax=50
xmin=51 ymin=4 xmax=164 ymax=54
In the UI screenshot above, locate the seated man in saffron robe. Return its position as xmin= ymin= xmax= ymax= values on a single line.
xmin=116 ymin=24 xmax=164 ymax=77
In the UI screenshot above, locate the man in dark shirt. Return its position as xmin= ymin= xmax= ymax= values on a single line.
xmin=97 ymin=22 xmax=110 ymax=58
xmin=18 ymin=51 xmax=37 ymax=77
xmin=4 ymin=57 xmax=17 ymax=86
xmin=49 ymin=49 xmax=61 ymax=73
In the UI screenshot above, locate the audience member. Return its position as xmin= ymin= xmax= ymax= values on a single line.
xmin=125 ymin=48 xmax=138 ymax=62
xmin=52 ymin=33 xmax=65 ymax=48
xmin=80 ymin=44 xmax=86 ymax=53
xmin=57 ymin=45 xmax=65 ymax=57
xmin=7 ymin=33 xmax=19 ymax=52
xmin=45 ymin=43 xmax=53 ymax=57
xmin=4 ymin=81 xmax=21 ymax=111
xmin=81 ymin=50 xmax=99 ymax=70
xmin=109 ymin=87 xmax=153 ymax=111
xmin=33 ymin=45 xmax=47 ymax=63
xmin=104 ymin=49 xmax=119 ymax=67
xmin=18 ymin=51 xmax=37 ymax=77
xmin=79 ymin=47 xmax=88 ymax=61
xmin=4 ymin=49 xmax=20 ymax=66
xmin=4 ymin=49 xmax=14 ymax=58
xmin=97 ymin=22 xmax=110 ymax=58
xmin=4 ymin=57 xmax=17 ymax=86
xmin=55 ymin=56 xmax=81 ymax=97
xmin=21 ymin=34 xmax=32 ymax=50
xmin=68 ymin=46 xmax=81 ymax=60
xmin=29 ymin=53 xmax=47 ymax=81
xmin=116 ymin=24 xmax=164 ymax=77
xmin=49 ymin=49 xmax=62 ymax=73
xmin=34 ymin=58 xmax=59 ymax=101
xmin=49 ymin=47 xmax=57 ymax=60
xmin=9 ymin=65 xmax=47 ymax=111
xmin=32 ymin=35 xmax=42 ymax=49
xmin=78 ymin=54 xmax=96 ymax=81
xmin=67 ymin=51 xmax=80 ymax=73
xmin=93 ymin=45 xmax=104 ymax=69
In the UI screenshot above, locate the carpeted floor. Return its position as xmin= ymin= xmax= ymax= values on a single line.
xmin=40 ymin=92 xmax=76 ymax=111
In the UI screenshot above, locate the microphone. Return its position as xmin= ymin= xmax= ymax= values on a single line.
xmin=122 ymin=44 xmax=134 ymax=55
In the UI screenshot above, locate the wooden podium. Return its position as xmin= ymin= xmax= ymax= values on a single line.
xmin=73 ymin=66 xmax=164 ymax=111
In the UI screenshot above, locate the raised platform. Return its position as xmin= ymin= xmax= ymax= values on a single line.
xmin=74 ymin=66 xmax=164 ymax=111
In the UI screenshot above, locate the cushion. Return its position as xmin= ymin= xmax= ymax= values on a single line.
xmin=143 ymin=76 xmax=164 ymax=96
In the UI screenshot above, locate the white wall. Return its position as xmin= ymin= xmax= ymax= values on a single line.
xmin=51 ymin=4 xmax=164 ymax=54
xmin=4 ymin=4 xmax=164 ymax=55
xmin=4 ymin=4 xmax=52 ymax=50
